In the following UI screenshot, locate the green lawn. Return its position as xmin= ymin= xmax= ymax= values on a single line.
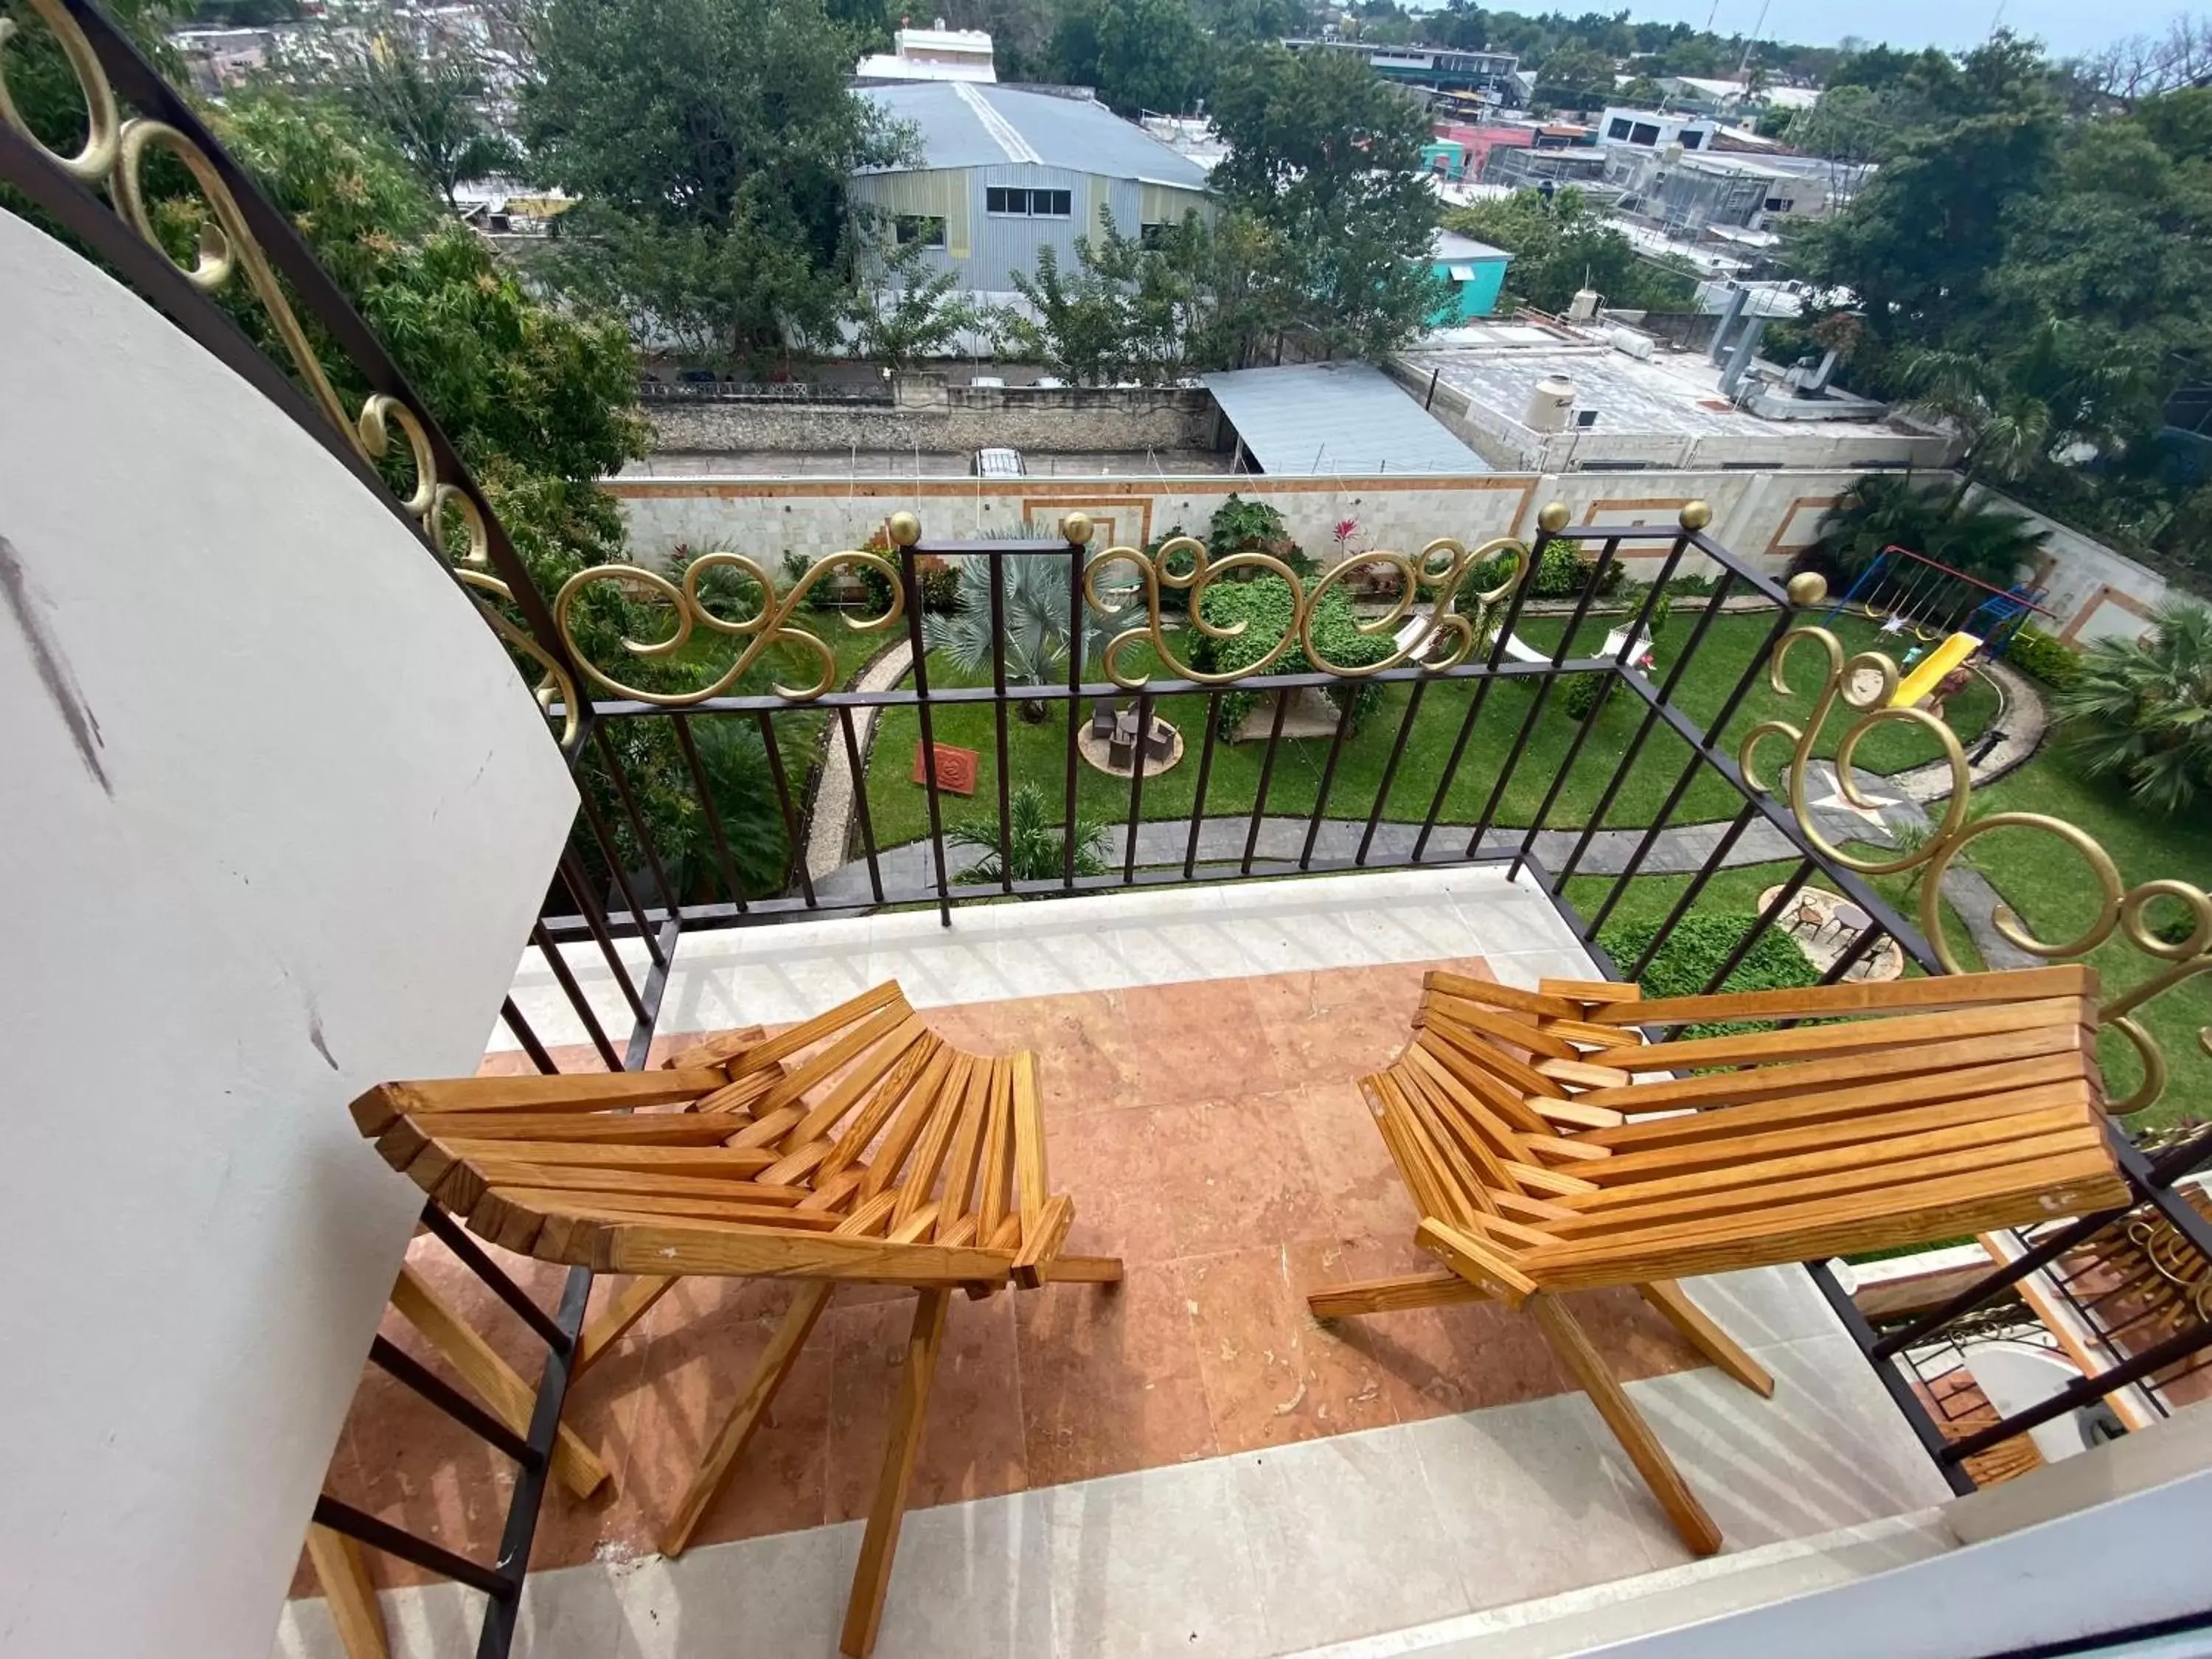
xmin=860 ymin=608 xmax=1997 ymax=851
xmin=1566 ymin=751 xmax=2212 ymax=1130
xmin=1950 ymin=750 xmax=2211 ymax=1128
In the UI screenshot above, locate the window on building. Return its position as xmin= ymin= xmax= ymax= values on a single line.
xmin=1680 ymin=131 xmax=1704 ymax=149
xmin=895 ymin=215 xmax=947 ymax=248
xmin=985 ymin=187 xmax=1072 ymax=218
xmin=1139 ymin=221 xmax=1170 ymax=250
xmin=1764 ymin=197 xmax=1789 ymax=213
xmin=1630 ymin=122 xmax=1660 ymax=145
xmin=1607 ymin=117 xmax=1632 ymax=139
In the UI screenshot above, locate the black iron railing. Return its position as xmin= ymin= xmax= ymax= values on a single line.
xmin=6 ymin=4 xmax=2209 ymax=1646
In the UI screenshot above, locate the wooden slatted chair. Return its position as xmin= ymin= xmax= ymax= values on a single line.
xmin=1307 ymin=963 xmax=2129 ymax=1557
xmin=350 ymin=980 xmax=1120 ymax=1658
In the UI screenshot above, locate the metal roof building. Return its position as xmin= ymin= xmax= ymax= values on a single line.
xmin=850 ymin=84 xmax=1213 ymax=296
xmin=1201 ymin=363 xmax=1492 ymax=476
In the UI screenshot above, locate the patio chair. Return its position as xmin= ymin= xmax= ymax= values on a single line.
xmin=1307 ymin=964 xmax=2125 ymax=1557
xmin=1144 ymin=717 xmax=1175 ymax=763
xmin=1091 ymin=698 xmax=1118 ymax=740
xmin=350 ymin=981 xmax=1119 ymax=1658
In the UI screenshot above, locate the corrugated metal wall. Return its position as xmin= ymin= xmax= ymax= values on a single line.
xmin=849 ymin=170 xmax=973 ymax=258
xmin=852 ymin=167 xmax=1216 ymax=291
xmin=1138 ymin=182 xmax=1212 ymax=229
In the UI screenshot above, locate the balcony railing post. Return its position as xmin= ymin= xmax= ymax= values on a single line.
xmin=1062 ymin=516 xmax=1089 ymax=892
xmin=893 ymin=517 xmax=953 ymax=925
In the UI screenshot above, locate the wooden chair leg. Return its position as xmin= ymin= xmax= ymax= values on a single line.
xmin=661 ymin=1279 xmax=835 ymax=1557
xmin=305 ymin=1523 xmax=388 ymax=1659
xmin=1528 ymin=1293 xmax=1723 ymax=1558
xmin=388 ymin=1265 xmax=610 ymax=1500
xmin=575 ymin=1275 xmax=677 ymax=1380
xmin=1307 ymin=1270 xmax=1486 ymax=1320
xmin=841 ymin=1288 xmax=951 ymax=1659
xmin=1637 ymin=1281 xmax=1775 ymax=1398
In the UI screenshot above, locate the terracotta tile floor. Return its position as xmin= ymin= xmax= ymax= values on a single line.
xmin=305 ymin=959 xmax=1711 ymax=1596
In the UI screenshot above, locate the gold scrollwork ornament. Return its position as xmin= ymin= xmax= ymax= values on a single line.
xmin=1082 ymin=534 xmax=1528 ymax=691
xmin=552 ymin=552 xmax=905 ymax=706
xmin=1746 ymin=622 xmax=2212 ymax=1114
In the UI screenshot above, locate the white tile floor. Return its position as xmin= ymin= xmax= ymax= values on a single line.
xmin=274 ymin=1267 xmax=1952 ymax=1659
xmin=495 ymin=867 xmax=1589 ymax=1050
xmin=287 ymin=870 xmax=1957 ymax=1658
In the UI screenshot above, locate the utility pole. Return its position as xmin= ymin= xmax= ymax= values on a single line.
xmin=1736 ymin=0 xmax=1770 ymax=78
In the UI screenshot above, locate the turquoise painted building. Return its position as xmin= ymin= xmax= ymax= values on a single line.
xmin=1429 ymin=229 xmax=1512 ymax=324
xmin=1419 ymin=139 xmax=1468 ymax=181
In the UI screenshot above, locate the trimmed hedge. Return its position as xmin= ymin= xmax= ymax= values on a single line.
xmin=2006 ymin=625 xmax=2082 ymax=690
xmin=1531 ymin=542 xmax=1627 ymax=600
xmin=1596 ymin=911 xmax=1820 ymax=1039
xmin=1194 ymin=575 xmax=1392 ymax=737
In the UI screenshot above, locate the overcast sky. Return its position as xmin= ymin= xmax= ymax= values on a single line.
xmin=1530 ymin=0 xmax=2178 ymax=57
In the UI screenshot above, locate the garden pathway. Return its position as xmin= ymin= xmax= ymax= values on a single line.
xmin=802 ymin=639 xmax=914 ymax=883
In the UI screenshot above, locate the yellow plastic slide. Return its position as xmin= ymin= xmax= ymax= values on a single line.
xmin=1892 ymin=632 xmax=1981 ymax=707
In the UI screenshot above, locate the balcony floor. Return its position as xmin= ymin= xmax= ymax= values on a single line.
xmin=280 ymin=869 xmax=1952 ymax=1658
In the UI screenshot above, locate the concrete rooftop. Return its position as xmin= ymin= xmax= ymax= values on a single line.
xmin=1402 ymin=344 xmax=1913 ymax=443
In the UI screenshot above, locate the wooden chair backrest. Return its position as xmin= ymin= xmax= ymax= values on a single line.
xmin=351 ymin=981 xmax=1069 ymax=1287
xmin=1366 ymin=964 xmax=2126 ymax=1296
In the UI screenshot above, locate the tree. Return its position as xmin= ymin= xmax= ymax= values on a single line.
xmin=997 ymin=243 xmax=1141 ymax=386
xmin=1209 ymin=44 xmax=1444 ymax=359
xmin=1795 ymin=35 xmax=2063 ymax=358
xmin=1058 ymin=0 xmax=1211 ymax=115
xmin=1896 ymin=322 xmax=2154 ymax=512
xmin=1444 ymin=188 xmax=1695 ymax=314
xmin=324 ymin=32 xmax=517 ymax=209
xmin=524 ymin=0 xmax=904 ymax=367
xmin=851 ymin=240 xmax=981 ymax=373
xmin=1813 ymin=475 xmax=2048 ymax=589
xmin=2057 ymin=602 xmax=2212 ymax=815
xmin=1534 ymin=41 xmax=1614 ymax=107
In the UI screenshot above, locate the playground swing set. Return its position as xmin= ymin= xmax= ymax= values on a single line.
xmin=1823 ymin=542 xmax=2060 ymax=709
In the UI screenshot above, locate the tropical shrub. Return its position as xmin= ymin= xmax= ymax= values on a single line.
xmin=1208 ymin=493 xmax=1289 ymax=558
xmin=923 ymin=551 xmax=1129 ymax=720
xmin=2054 ymin=602 xmax=2212 ymax=815
xmin=1192 ymin=575 xmax=1391 ymax=736
xmin=950 ymin=782 xmax=1112 ymax=886
xmin=1814 ymin=475 xmax=2048 ymax=590
xmin=1529 ymin=542 xmax=1626 ymax=599
xmin=1597 ymin=912 xmax=1820 ymax=1039
xmin=1559 ymin=672 xmax=1604 ymax=720
xmin=2006 ymin=625 xmax=2082 ymax=690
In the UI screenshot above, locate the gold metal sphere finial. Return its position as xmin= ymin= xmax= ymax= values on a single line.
xmin=1059 ymin=511 xmax=1093 ymax=546
xmin=1678 ymin=500 xmax=1713 ymax=532
xmin=1786 ymin=571 xmax=1829 ymax=608
xmin=886 ymin=510 xmax=922 ymax=548
xmin=1536 ymin=501 xmax=1571 ymax=534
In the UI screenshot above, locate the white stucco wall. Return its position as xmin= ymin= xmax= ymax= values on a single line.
xmin=608 ymin=470 xmax=2195 ymax=645
xmin=1970 ymin=485 xmax=2191 ymax=648
xmin=0 ymin=212 xmax=577 ymax=1655
xmin=605 ymin=467 xmax=1869 ymax=587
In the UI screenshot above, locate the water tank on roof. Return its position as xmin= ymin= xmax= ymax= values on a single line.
xmin=1525 ymin=374 xmax=1576 ymax=434
xmin=1607 ymin=325 xmax=1655 ymax=361
xmin=1567 ymin=287 xmax=1601 ymax=321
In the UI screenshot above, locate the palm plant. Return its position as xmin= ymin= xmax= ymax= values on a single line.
xmin=1896 ymin=320 xmax=2152 ymax=513
xmin=2055 ymin=602 xmax=2212 ymax=815
xmin=1815 ymin=473 xmax=2048 ymax=588
xmin=922 ymin=540 xmax=1130 ymax=723
xmin=950 ymin=782 xmax=1113 ymax=886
